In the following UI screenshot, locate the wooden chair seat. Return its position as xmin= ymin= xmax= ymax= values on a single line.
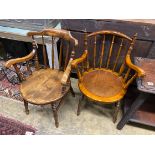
xmin=20 ymin=69 xmax=70 ymax=105
xmin=79 ymin=69 xmax=126 ymax=103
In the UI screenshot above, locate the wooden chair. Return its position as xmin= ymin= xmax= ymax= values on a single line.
xmin=72 ymin=30 xmax=145 ymax=123
xmin=4 ymin=28 xmax=78 ymax=128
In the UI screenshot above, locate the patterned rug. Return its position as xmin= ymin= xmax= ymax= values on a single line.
xmin=0 ymin=115 xmax=36 ymax=135
xmin=0 ymin=60 xmax=35 ymax=101
xmin=0 ymin=60 xmax=37 ymax=134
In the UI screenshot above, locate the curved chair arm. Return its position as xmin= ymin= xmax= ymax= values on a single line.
xmin=61 ymin=51 xmax=75 ymax=85
xmin=5 ymin=49 xmax=36 ymax=68
xmin=126 ymin=54 xmax=145 ymax=77
xmin=61 ymin=57 xmax=73 ymax=85
xmin=71 ymin=50 xmax=88 ymax=68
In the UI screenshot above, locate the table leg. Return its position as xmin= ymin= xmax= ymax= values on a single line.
xmin=117 ymin=92 xmax=150 ymax=130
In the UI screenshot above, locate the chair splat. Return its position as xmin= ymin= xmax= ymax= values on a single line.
xmin=106 ymin=35 xmax=115 ymax=68
xmin=113 ymin=38 xmax=124 ymax=71
xmin=93 ymin=35 xmax=97 ymax=69
xmin=64 ymin=42 xmax=70 ymax=69
xmin=84 ymin=31 xmax=89 ymax=70
xmin=51 ymin=36 xmax=55 ymax=69
xmin=59 ymin=39 xmax=63 ymax=70
xmin=32 ymin=36 xmax=40 ymax=70
xmin=99 ymin=35 xmax=105 ymax=68
xmin=41 ymin=35 xmax=47 ymax=68
xmin=123 ymin=68 xmax=131 ymax=82
xmin=26 ymin=61 xmax=32 ymax=75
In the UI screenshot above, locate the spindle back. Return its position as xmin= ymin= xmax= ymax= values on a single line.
xmin=83 ymin=30 xmax=137 ymax=86
xmin=27 ymin=28 xmax=78 ymax=71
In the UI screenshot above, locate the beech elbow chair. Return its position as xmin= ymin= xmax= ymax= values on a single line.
xmin=4 ymin=28 xmax=78 ymax=128
xmin=72 ymin=30 xmax=145 ymax=123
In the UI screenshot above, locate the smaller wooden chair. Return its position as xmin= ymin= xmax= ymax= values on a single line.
xmin=72 ymin=30 xmax=145 ymax=123
xmin=4 ymin=28 xmax=78 ymax=127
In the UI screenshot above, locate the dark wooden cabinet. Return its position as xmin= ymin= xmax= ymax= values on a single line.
xmin=61 ymin=19 xmax=155 ymax=59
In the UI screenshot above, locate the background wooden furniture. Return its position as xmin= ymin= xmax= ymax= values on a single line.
xmin=72 ymin=30 xmax=145 ymax=122
xmin=62 ymin=20 xmax=155 ymax=62
xmin=117 ymin=57 xmax=155 ymax=129
xmin=4 ymin=28 xmax=78 ymax=128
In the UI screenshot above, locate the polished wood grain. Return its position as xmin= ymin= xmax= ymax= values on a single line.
xmin=21 ymin=69 xmax=70 ymax=104
xmin=126 ymin=54 xmax=145 ymax=77
xmin=93 ymin=35 xmax=97 ymax=69
xmin=72 ymin=50 xmax=88 ymax=81
xmin=99 ymin=35 xmax=105 ymax=68
xmin=59 ymin=39 xmax=63 ymax=70
xmin=61 ymin=51 xmax=75 ymax=85
xmin=106 ymin=35 xmax=115 ymax=68
xmin=5 ymin=28 xmax=78 ymax=128
xmin=87 ymin=30 xmax=132 ymax=41
xmin=52 ymin=36 xmax=54 ymax=69
xmin=79 ymin=69 xmax=126 ymax=103
xmin=113 ymin=38 xmax=123 ymax=71
xmin=72 ymin=30 xmax=145 ymax=123
xmin=27 ymin=28 xmax=78 ymax=46
xmin=41 ymin=35 xmax=47 ymax=68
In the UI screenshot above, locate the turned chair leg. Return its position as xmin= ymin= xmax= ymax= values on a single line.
xmin=113 ymin=101 xmax=121 ymax=123
xmin=51 ymin=103 xmax=59 ymax=128
xmin=77 ymin=94 xmax=85 ymax=116
xmin=70 ymin=85 xmax=75 ymax=97
xmin=24 ymin=100 xmax=29 ymax=115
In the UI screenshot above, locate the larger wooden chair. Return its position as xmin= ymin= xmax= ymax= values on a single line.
xmin=72 ymin=30 xmax=145 ymax=123
xmin=4 ymin=28 xmax=78 ymax=128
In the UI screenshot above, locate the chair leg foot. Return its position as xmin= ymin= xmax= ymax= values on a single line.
xmin=113 ymin=101 xmax=121 ymax=123
xmin=70 ymin=85 xmax=75 ymax=97
xmin=51 ymin=103 xmax=59 ymax=128
xmin=24 ymin=100 xmax=29 ymax=115
xmin=77 ymin=94 xmax=84 ymax=116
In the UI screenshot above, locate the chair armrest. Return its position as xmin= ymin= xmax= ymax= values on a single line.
xmin=61 ymin=51 xmax=75 ymax=85
xmin=61 ymin=57 xmax=73 ymax=85
xmin=5 ymin=49 xmax=36 ymax=68
xmin=71 ymin=50 xmax=88 ymax=68
xmin=126 ymin=54 xmax=145 ymax=77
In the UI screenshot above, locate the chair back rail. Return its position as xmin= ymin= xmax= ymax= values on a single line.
xmin=27 ymin=29 xmax=78 ymax=72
